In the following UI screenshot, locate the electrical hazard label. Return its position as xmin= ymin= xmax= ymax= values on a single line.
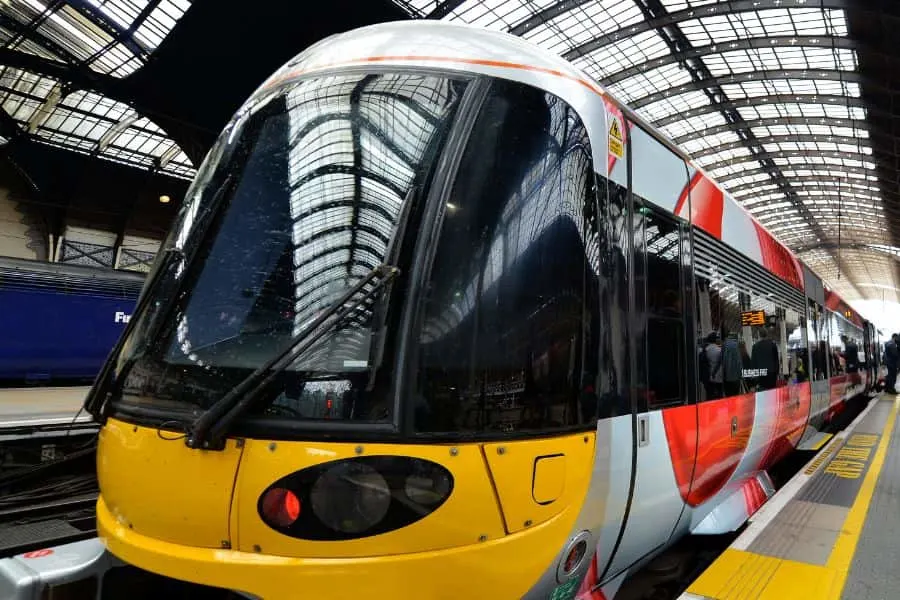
xmin=608 ymin=117 xmax=624 ymax=159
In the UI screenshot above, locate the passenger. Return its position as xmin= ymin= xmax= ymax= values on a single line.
xmin=884 ymin=333 xmax=899 ymax=394
xmin=722 ymin=333 xmax=743 ymax=396
xmin=751 ymin=328 xmax=779 ymax=391
xmin=738 ymin=340 xmax=753 ymax=389
xmin=700 ymin=332 xmax=723 ymax=400
xmin=842 ymin=335 xmax=859 ymax=374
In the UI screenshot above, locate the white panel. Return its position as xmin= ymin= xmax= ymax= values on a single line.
xmin=720 ymin=194 xmax=763 ymax=265
xmin=631 ymin=125 xmax=687 ymax=214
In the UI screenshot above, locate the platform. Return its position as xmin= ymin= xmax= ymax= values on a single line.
xmin=0 ymin=387 xmax=94 ymax=441
xmin=680 ymin=393 xmax=899 ymax=600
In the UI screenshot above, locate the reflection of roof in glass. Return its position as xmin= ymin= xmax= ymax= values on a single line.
xmin=0 ymin=1 xmax=195 ymax=178
xmin=393 ymin=0 xmax=893 ymax=300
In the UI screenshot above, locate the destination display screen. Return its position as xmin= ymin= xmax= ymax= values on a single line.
xmin=741 ymin=310 xmax=766 ymax=326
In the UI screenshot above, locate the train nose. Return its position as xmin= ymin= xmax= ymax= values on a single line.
xmin=96 ymin=419 xmax=243 ymax=550
xmin=232 ymin=439 xmax=507 ymax=557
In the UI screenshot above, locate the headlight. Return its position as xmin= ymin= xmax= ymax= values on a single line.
xmin=257 ymin=456 xmax=454 ymax=540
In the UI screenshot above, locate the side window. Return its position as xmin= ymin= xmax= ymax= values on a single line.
xmin=639 ymin=204 xmax=686 ymax=408
xmin=411 ymin=80 xmax=601 ymax=436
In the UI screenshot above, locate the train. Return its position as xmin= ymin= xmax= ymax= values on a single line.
xmin=80 ymin=21 xmax=882 ymax=600
xmin=0 ymin=256 xmax=143 ymax=384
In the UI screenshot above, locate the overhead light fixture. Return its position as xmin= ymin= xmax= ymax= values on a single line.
xmin=159 ymin=195 xmax=170 ymax=204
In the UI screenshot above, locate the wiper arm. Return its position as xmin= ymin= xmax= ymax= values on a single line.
xmin=185 ymin=263 xmax=400 ymax=450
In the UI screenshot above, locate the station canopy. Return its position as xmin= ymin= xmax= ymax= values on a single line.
xmin=391 ymin=0 xmax=896 ymax=303
xmin=0 ymin=0 xmax=195 ymax=179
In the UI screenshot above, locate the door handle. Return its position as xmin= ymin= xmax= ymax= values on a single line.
xmin=731 ymin=416 xmax=738 ymax=437
xmin=638 ymin=415 xmax=649 ymax=447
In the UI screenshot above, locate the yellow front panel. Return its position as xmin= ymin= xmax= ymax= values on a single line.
xmin=97 ymin=418 xmax=243 ymax=549
xmin=233 ymin=439 xmax=506 ymax=556
xmin=532 ymin=454 xmax=566 ymax=504
xmin=483 ymin=432 xmax=594 ymax=533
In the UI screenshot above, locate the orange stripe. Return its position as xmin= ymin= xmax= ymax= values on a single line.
xmin=264 ymin=54 xmax=606 ymax=96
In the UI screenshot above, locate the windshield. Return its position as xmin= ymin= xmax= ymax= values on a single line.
xmin=110 ymin=71 xmax=470 ymax=423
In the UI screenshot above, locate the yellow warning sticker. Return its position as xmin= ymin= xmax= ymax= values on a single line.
xmin=608 ymin=117 xmax=624 ymax=159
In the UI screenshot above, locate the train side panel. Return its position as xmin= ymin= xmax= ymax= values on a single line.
xmin=0 ymin=287 xmax=135 ymax=381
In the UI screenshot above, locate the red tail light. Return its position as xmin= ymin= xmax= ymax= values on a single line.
xmin=260 ymin=487 xmax=301 ymax=527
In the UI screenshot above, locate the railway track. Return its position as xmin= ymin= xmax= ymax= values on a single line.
xmin=0 ymin=437 xmax=98 ymax=558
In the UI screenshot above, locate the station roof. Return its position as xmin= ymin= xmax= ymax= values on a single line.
xmin=0 ymin=0 xmax=195 ymax=180
xmin=392 ymin=0 xmax=900 ymax=304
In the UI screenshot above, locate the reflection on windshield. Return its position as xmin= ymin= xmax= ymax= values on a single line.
xmin=114 ymin=72 xmax=468 ymax=418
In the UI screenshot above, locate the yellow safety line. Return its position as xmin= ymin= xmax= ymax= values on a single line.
xmin=824 ymin=395 xmax=899 ymax=598
xmin=686 ymin=396 xmax=899 ymax=600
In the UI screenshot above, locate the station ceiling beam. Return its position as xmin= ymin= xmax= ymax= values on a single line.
xmin=673 ymin=116 xmax=869 ymax=145
xmin=652 ymin=94 xmax=869 ymax=129
xmin=561 ymin=0 xmax=850 ymax=60
xmin=597 ymin=36 xmax=858 ymax=87
xmin=631 ymin=70 xmax=880 ymax=110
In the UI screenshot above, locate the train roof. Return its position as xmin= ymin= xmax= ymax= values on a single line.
xmin=248 ymin=20 xmax=871 ymax=326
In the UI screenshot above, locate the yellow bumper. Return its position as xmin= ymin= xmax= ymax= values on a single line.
xmin=97 ymin=494 xmax=574 ymax=599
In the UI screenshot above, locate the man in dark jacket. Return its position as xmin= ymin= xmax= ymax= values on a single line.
xmin=842 ymin=336 xmax=859 ymax=373
xmin=751 ymin=328 xmax=780 ymax=391
xmin=885 ymin=334 xmax=899 ymax=394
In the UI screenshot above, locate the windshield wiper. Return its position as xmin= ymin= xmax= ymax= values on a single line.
xmin=185 ymin=263 xmax=400 ymax=450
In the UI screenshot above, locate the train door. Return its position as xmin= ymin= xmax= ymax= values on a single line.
xmin=601 ymin=120 xmax=692 ymax=578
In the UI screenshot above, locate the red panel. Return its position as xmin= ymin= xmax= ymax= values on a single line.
xmin=661 ymin=404 xmax=697 ymax=501
xmin=740 ymin=477 xmax=768 ymax=518
xmin=681 ymin=172 xmax=724 ymax=238
xmin=576 ymin=556 xmax=606 ymax=600
xmin=663 ymin=393 xmax=755 ymax=507
xmin=604 ymin=99 xmax=631 ymax=174
xmin=825 ymin=289 xmax=865 ymax=327
xmin=752 ymin=221 xmax=803 ymax=290
xmin=756 ymin=383 xmax=810 ymax=471
xmin=829 ymin=375 xmax=848 ymax=410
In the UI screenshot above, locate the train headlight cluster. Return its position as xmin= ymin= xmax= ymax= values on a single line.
xmin=257 ymin=456 xmax=454 ymax=540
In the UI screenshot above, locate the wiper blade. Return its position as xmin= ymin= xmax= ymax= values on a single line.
xmin=185 ymin=263 xmax=400 ymax=450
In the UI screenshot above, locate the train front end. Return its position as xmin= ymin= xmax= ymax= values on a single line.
xmin=87 ymin=24 xmax=603 ymax=600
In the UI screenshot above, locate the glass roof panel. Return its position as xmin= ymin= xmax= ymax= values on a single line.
xmin=0 ymin=66 xmax=194 ymax=178
xmin=0 ymin=0 xmax=192 ymax=78
xmin=391 ymin=0 xmax=890 ymax=300
xmin=521 ymin=0 xmax=645 ymax=56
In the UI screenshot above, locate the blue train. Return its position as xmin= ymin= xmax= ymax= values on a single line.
xmin=0 ymin=256 xmax=145 ymax=383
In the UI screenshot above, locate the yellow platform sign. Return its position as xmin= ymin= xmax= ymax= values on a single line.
xmin=608 ymin=117 xmax=624 ymax=159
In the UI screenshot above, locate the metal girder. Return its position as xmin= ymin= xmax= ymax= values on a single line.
xmin=746 ymin=195 xmax=882 ymax=214
xmin=631 ymin=70 xmax=872 ymax=110
xmin=714 ymin=161 xmax=874 ymax=184
xmin=0 ymin=106 xmax=25 ymax=142
xmin=673 ymin=116 xmax=868 ymax=146
xmin=701 ymin=148 xmax=871 ymax=175
xmin=794 ymin=241 xmax=900 ymax=256
xmin=0 ymin=48 xmax=133 ymax=105
xmin=426 ymin=0 xmax=467 ymax=19
xmin=652 ymin=94 xmax=868 ymax=129
xmin=729 ymin=175 xmax=879 ymax=196
xmin=65 ymin=0 xmax=148 ymax=59
xmin=754 ymin=207 xmax=884 ymax=226
xmin=562 ymin=0 xmax=849 ymax=60
xmin=600 ymin=36 xmax=858 ymax=87
xmin=691 ymin=134 xmax=866 ymax=160
xmin=509 ymin=0 xmax=590 ymax=36
xmin=0 ymin=12 xmax=83 ymax=66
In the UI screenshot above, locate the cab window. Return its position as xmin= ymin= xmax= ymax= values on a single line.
xmin=410 ymin=79 xmax=602 ymax=435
